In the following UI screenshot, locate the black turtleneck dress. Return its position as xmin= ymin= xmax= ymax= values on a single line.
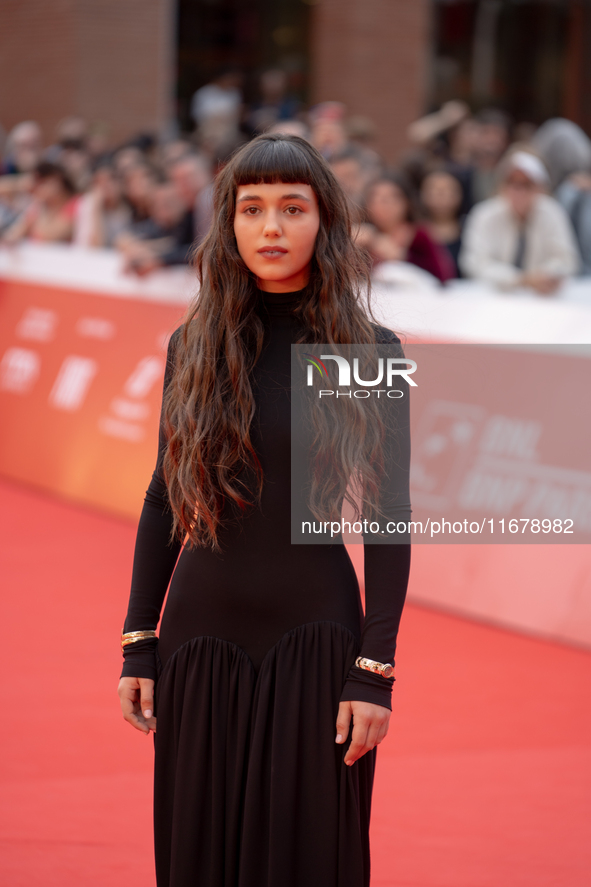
xmin=120 ymin=287 xmax=412 ymax=887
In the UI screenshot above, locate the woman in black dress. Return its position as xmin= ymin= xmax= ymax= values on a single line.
xmin=117 ymin=133 xmax=412 ymax=887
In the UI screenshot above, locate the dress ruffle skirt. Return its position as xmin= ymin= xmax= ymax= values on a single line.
xmin=152 ymin=620 xmax=377 ymax=887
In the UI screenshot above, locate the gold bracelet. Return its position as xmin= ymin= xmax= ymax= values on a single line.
xmin=355 ymin=656 xmax=395 ymax=679
xmin=121 ymin=628 xmax=158 ymax=651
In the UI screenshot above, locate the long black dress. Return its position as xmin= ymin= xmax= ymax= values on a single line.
xmin=120 ymin=286 xmax=412 ymax=887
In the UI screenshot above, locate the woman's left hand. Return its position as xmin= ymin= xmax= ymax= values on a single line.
xmin=335 ymin=700 xmax=391 ymax=766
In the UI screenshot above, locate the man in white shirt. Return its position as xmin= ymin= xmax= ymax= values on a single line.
xmin=459 ymin=150 xmax=581 ymax=294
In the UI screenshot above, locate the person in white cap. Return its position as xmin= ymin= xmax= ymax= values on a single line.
xmin=459 ymin=147 xmax=581 ymax=293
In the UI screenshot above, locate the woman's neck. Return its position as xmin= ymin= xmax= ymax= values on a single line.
xmin=427 ymin=217 xmax=460 ymax=242
xmin=256 ymin=285 xmax=306 ymax=317
xmin=42 ymin=195 xmax=70 ymax=212
xmin=255 ymin=271 xmax=310 ymax=293
xmin=380 ymin=219 xmax=413 ymax=236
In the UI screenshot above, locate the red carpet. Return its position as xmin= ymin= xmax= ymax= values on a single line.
xmin=1 ymin=477 xmax=590 ymax=886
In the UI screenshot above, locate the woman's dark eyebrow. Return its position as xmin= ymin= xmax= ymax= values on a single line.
xmin=281 ymin=193 xmax=311 ymax=202
xmin=236 ymin=192 xmax=311 ymax=203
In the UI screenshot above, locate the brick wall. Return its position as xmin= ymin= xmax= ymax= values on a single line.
xmin=0 ymin=0 xmax=429 ymax=159
xmin=309 ymin=0 xmax=431 ymax=163
xmin=0 ymin=0 xmax=175 ymax=146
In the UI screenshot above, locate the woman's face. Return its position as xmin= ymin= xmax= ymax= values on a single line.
xmin=124 ymin=166 xmax=155 ymax=206
xmin=94 ymin=168 xmax=122 ymax=207
xmin=366 ymin=181 xmax=408 ymax=231
xmin=420 ymin=172 xmax=462 ymax=220
xmin=34 ymin=175 xmax=68 ymax=206
xmin=233 ymin=182 xmax=320 ymax=292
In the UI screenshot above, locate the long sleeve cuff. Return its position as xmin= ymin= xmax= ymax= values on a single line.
xmin=120 ymin=638 xmax=159 ymax=681
xmin=339 ymin=665 xmax=395 ymax=709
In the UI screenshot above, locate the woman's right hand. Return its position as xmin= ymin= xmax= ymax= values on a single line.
xmin=118 ymin=676 xmax=157 ymax=735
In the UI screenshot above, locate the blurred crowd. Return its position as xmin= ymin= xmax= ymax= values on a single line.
xmin=1 ymin=67 xmax=591 ymax=294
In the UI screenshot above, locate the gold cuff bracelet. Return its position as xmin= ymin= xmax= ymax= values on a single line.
xmin=121 ymin=628 xmax=158 ymax=651
xmin=355 ymin=656 xmax=395 ymax=679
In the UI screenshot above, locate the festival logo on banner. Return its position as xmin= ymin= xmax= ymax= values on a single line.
xmin=0 ymin=279 xmax=183 ymax=519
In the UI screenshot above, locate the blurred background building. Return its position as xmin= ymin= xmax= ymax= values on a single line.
xmin=2 ymin=0 xmax=590 ymax=164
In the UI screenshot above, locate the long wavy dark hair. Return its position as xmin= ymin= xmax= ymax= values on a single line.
xmin=162 ymin=133 xmax=400 ymax=551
